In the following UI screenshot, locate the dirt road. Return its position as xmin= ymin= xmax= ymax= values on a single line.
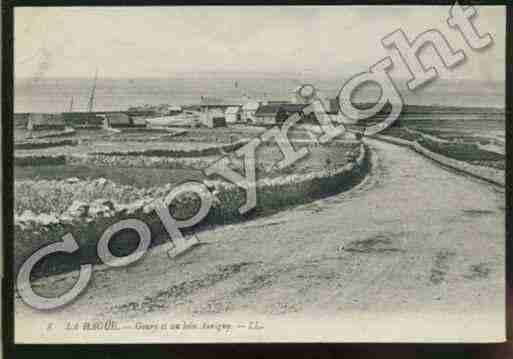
xmin=15 ymin=138 xmax=505 ymax=342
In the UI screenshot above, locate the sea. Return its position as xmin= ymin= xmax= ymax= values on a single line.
xmin=14 ymin=76 xmax=505 ymax=114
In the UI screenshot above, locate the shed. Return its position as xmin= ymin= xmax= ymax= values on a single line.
xmin=225 ymin=106 xmax=242 ymax=123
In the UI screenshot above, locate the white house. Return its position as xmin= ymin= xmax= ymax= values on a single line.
xmin=146 ymin=113 xmax=198 ymax=128
xmin=242 ymin=101 xmax=260 ymax=123
xmin=102 ymin=113 xmax=134 ymax=129
xmin=225 ymin=106 xmax=242 ymax=123
xmin=200 ymin=109 xmax=226 ymax=128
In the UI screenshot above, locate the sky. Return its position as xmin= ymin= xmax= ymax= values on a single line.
xmin=14 ymin=5 xmax=506 ymax=81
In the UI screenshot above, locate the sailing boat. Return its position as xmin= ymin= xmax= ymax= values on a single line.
xmin=87 ymin=68 xmax=98 ymax=113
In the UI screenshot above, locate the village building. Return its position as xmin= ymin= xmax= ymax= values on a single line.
xmin=62 ymin=112 xmax=103 ymax=128
xmin=156 ymin=104 xmax=182 ymax=116
xmin=253 ymin=103 xmax=308 ymax=126
xmin=200 ymin=109 xmax=227 ymax=128
xmin=132 ymin=117 xmax=149 ymax=126
xmin=102 ymin=113 xmax=139 ymax=129
xmin=146 ymin=113 xmax=198 ymax=128
xmin=242 ymin=101 xmax=260 ymax=123
xmin=328 ymin=98 xmax=340 ymax=114
xmin=26 ymin=113 xmax=66 ymax=131
xmin=127 ymin=107 xmax=157 ymax=118
xmin=225 ymin=106 xmax=242 ymax=123
xmin=14 ymin=113 xmax=30 ymax=129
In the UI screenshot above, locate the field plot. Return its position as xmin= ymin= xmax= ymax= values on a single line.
xmin=14 ymin=125 xmax=365 ymax=277
xmin=382 ymin=117 xmax=505 ymax=170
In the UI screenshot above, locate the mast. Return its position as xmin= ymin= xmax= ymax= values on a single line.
xmin=69 ymin=97 xmax=74 ymax=112
xmin=87 ymin=68 xmax=98 ymax=113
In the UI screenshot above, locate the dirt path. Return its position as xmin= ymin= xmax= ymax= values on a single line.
xmin=15 ymin=138 xmax=505 ymax=342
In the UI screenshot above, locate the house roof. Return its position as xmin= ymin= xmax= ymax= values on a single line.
xmin=225 ymin=106 xmax=241 ymax=114
xmin=208 ymin=109 xmax=225 ymax=118
xmin=254 ymin=103 xmax=307 ymax=117
xmin=147 ymin=115 xmax=196 ymax=127
xmin=156 ymin=104 xmax=181 ymax=112
xmin=106 ymin=113 xmax=131 ymax=124
xmin=200 ymin=96 xmax=224 ymax=105
xmin=242 ymin=101 xmax=260 ymax=111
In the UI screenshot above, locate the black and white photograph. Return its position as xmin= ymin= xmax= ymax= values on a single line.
xmin=9 ymin=4 xmax=507 ymax=343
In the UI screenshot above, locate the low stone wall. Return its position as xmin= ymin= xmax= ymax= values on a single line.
xmin=33 ymin=128 xmax=76 ymax=139
xmin=91 ymin=139 xmax=249 ymax=157
xmin=14 ymin=144 xmax=370 ymax=278
xmin=67 ymin=154 xmax=213 ymax=170
xmin=14 ymin=139 xmax=78 ymax=150
xmin=203 ymin=143 xmax=368 ymax=223
xmin=14 ymin=139 xmax=250 ymax=167
xmin=372 ymin=135 xmax=504 ymax=187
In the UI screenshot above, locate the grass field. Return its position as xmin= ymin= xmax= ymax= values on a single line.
xmin=13 ymin=124 xmax=367 ymax=278
xmin=14 ymin=125 xmax=362 ymax=217
xmin=382 ymin=118 xmax=505 ymax=170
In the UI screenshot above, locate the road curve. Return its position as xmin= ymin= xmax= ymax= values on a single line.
xmin=16 ymin=138 xmax=505 ymax=342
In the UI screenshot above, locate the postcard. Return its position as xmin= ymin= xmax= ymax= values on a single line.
xmin=11 ymin=5 xmax=506 ymax=343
